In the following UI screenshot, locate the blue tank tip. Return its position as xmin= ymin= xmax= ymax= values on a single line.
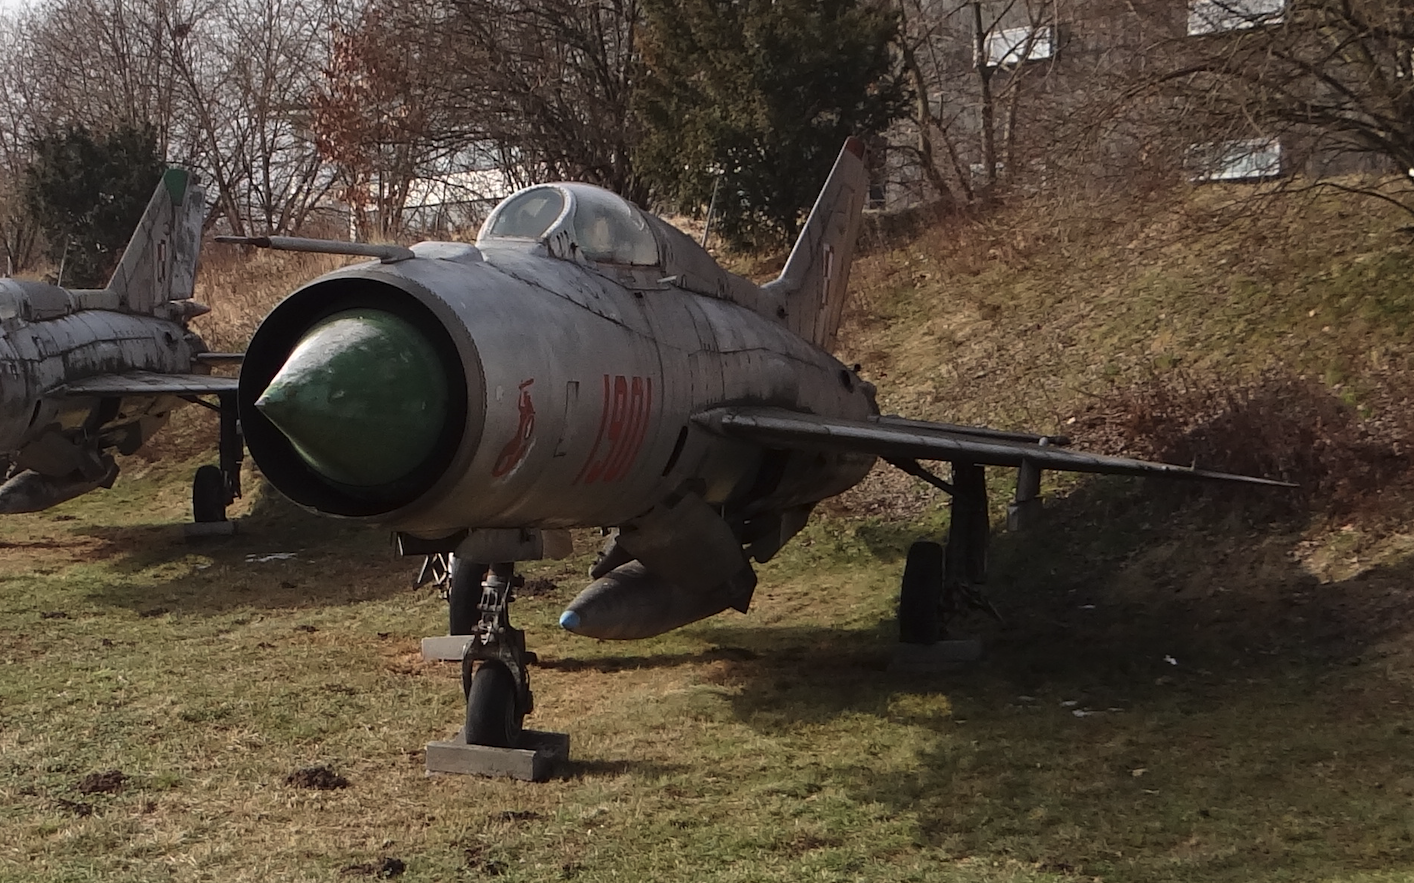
xmin=559 ymin=609 xmax=581 ymax=631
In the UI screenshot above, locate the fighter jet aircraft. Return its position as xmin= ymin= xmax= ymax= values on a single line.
xmin=0 ymin=169 xmax=240 ymax=519
xmin=225 ymin=139 xmax=1288 ymax=747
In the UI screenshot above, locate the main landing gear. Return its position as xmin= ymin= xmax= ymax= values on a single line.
xmin=449 ymin=559 xmax=535 ymax=748
xmin=187 ymin=390 xmax=243 ymax=524
xmin=890 ymin=458 xmax=1003 ymax=645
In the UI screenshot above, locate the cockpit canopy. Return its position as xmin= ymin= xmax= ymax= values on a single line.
xmin=478 ymin=183 xmax=659 ymax=267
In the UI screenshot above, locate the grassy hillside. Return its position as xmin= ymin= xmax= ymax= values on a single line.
xmin=3 ymin=184 xmax=1414 ymax=882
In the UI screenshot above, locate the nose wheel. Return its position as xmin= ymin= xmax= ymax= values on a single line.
xmin=464 ymin=660 xmax=523 ymax=747
xmin=456 ymin=561 xmax=534 ymax=747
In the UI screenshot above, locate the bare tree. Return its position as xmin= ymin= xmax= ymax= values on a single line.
xmin=894 ymin=0 xmax=1063 ymax=207
xmin=169 ymin=0 xmax=341 ymax=234
xmin=1148 ymin=0 xmax=1414 ymax=209
xmin=310 ymin=0 xmax=465 ymax=239
xmin=0 ymin=15 xmax=43 ymax=271
xmin=0 ymin=0 xmax=344 ymax=237
xmin=430 ymin=0 xmax=644 ymax=199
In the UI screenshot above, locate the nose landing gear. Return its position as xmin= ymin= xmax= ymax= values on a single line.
xmin=454 ymin=560 xmax=534 ymax=748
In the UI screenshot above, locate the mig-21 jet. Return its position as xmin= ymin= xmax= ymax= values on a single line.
xmin=0 ymin=169 xmax=240 ymax=520
xmin=223 ymin=140 xmax=1288 ymax=747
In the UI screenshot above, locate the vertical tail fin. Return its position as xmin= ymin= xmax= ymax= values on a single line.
xmin=105 ymin=168 xmax=205 ymax=315
xmin=760 ymin=138 xmax=869 ymax=352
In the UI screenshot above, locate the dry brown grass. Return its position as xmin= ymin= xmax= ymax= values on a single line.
xmin=191 ymin=245 xmax=353 ymax=354
xmin=1071 ymin=371 xmax=1414 ymax=521
xmin=8 ymin=181 xmax=1414 ymax=883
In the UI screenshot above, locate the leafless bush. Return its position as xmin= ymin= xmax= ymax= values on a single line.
xmin=1073 ymin=371 xmax=1414 ymax=519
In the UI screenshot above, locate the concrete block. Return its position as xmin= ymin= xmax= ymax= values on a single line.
xmin=184 ymin=520 xmax=237 ymax=540
xmin=421 ymin=635 xmax=474 ymax=662
xmin=889 ymin=638 xmax=983 ymax=674
xmin=426 ymin=729 xmax=570 ymax=782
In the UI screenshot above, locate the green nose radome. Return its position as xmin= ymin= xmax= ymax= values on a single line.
xmin=255 ymin=309 xmax=449 ymax=488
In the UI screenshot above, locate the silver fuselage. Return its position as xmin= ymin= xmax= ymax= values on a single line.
xmin=0 ymin=279 xmax=200 ymax=465
xmin=243 ymin=239 xmax=876 ymax=534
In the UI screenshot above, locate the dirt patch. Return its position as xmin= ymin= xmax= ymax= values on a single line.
xmin=284 ymin=765 xmax=349 ymax=790
xmin=461 ymin=844 xmax=508 ymax=876
xmin=76 ymin=770 xmax=125 ymax=794
xmin=340 ymin=857 xmax=405 ymax=878
xmin=54 ymin=798 xmax=93 ymax=816
xmin=498 ymin=809 xmax=541 ymax=822
xmin=383 ymin=649 xmax=437 ymax=677
xmin=518 ymin=577 xmax=558 ymax=597
xmin=699 ymin=660 xmax=745 ymax=686
xmin=783 ymin=832 xmax=841 ymax=855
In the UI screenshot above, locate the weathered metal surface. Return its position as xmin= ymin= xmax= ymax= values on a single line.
xmin=239 ymin=173 xmax=879 ymax=532
xmin=215 ymin=235 xmax=415 ymax=263
xmin=561 ymin=559 xmax=754 ymax=640
xmin=0 ymin=170 xmax=227 ymax=514
xmin=698 ymin=407 xmax=1294 ymax=486
xmin=60 ymin=372 xmax=237 ymax=396
xmin=235 ymin=138 xmax=1288 ymax=666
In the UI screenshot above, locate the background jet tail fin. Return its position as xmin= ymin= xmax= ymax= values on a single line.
xmin=105 ymin=168 xmax=205 ymax=315
xmin=760 ymin=138 xmax=869 ymax=352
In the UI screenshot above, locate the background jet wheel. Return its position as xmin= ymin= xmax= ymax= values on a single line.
xmin=464 ymin=661 xmax=523 ymax=748
xmin=898 ymin=540 xmax=945 ymax=644
xmin=448 ymin=557 xmax=489 ymax=635
xmin=191 ymin=465 xmax=227 ymax=523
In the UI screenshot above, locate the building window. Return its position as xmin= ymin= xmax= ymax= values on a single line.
xmin=1188 ymin=0 xmax=1284 ymax=35
xmin=981 ymin=25 xmax=1053 ymax=67
xmin=1188 ymin=138 xmax=1282 ymax=181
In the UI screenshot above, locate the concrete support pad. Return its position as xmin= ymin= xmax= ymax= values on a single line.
xmin=890 ymin=638 xmax=983 ymax=674
xmin=421 ymin=635 xmax=473 ymax=662
xmin=426 ymin=729 xmax=570 ymax=781
xmin=184 ymin=520 xmax=237 ymax=540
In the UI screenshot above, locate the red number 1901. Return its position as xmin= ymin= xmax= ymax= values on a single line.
xmin=575 ymin=374 xmax=653 ymax=485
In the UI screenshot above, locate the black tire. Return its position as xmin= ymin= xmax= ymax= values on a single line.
xmin=898 ymin=540 xmax=945 ymax=644
xmin=465 ymin=661 xmax=523 ymax=748
xmin=192 ymin=465 xmax=227 ymax=523
xmin=448 ymin=557 xmax=489 ymax=635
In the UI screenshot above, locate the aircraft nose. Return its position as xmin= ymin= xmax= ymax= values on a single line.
xmin=255 ymin=309 xmax=449 ymax=488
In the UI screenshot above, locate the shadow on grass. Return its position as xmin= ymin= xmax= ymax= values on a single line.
xmin=72 ymin=484 xmax=417 ymax=616
xmin=537 ymin=645 xmax=773 ymax=674
xmin=701 ymin=479 xmax=1414 ymax=882
xmin=564 ymin=758 xmax=687 ymax=780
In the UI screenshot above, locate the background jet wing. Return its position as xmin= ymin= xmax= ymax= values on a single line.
xmin=59 ymin=371 xmax=239 ymax=397
xmin=693 ymin=406 xmax=1294 ymax=487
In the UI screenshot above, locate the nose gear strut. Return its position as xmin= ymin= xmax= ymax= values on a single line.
xmin=456 ymin=560 xmax=535 ymax=747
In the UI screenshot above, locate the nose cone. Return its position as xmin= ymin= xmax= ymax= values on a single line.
xmin=255 ymin=309 xmax=448 ymax=488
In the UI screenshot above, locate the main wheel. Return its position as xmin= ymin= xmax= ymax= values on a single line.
xmin=448 ymin=557 xmax=490 ymax=635
xmin=898 ymin=540 xmax=945 ymax=644
xmin=191 ymin=465 xmax=227 ymax=523
xmin=465 ymin=661 xmax=524 ymax=748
